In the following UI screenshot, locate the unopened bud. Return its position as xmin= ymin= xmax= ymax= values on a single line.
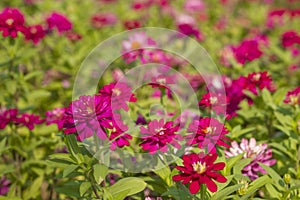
xmin=284 ymin=174 xmax=291 ymax=184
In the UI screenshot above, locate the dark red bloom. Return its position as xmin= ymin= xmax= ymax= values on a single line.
xmin=232 ymin=39 xmax=263 ymax=64
xmin=0 ymin=108 xmax=18 ymax=129
xmin=244 ymin=71 xmax=275 ymax=95
xmin=45 ymin=108 xmax=66 ymax=130
xmin=24 ymin=25 xmax=45 ymax=44
xmin=173 ymin=153 xmax=227 ymax=193
xmin=199 ymin=92 xmax=228 ymax=116
xmin=91 ymin=13 xmax=117 ymax=29
xmin=284 ymin=87 xmax=300 ymax=105
xmin=47 ymin=12 xmax=72 ymax=33
xmin=65 ymin=31 xmax=82 ymax=42
xmin=281 ymin=31 xmax=300 ymax=48
xmin=177 ymin=23 xmax=203 ymax=41
xmin=123 ymin=20 xmax=141 ymax=30
xmin=139 ymin=119 xmax=181 ymax=154
xmin=98 ymin=82 xmax=136 ymax=111
xmin=186 ymin=117 xmax=230 ymax=153
xmin=15 ymin=113 xmax=44 ymax=130
xmin=63 ymin=95 xmax=112 ymax=141
xmin=0 ymin=7 xmax=25 ymax=38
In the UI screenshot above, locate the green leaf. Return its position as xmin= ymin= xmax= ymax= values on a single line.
xmin=23 ymin=176 xmax=44 ymax=199
xmin=162 ymin=185 xmax=199 ymax=200
xmin=63 ymin=165 xmax=79 ymax=178
xmin=0 ymin=137 xmax=7 ymax=155
xmin=225 ymin=153 xmax=244 ymax=175
xmin=265 ymin=183 xmax=281 ymax=199
xmin=80 ymin=182 xmax=91 ymax=196
xmin=211 ymin=184 xmax=243 ymax=200
xmin=55 ymin=181 xmax=81 ymax=198
xmin=108 ymin=177 xmax=147 ymax=200
xmin=259 ymin=163 xmax=285 ymax=191
xmin=153 ymin=158 xmax=172 ymax=186
xmin=233 ymin=158 xmax=252 ymax=175
xmin=93 ymin=164 xmax=108 ymax=184
xmin=240 ymin=175 xmax=272 ymax=200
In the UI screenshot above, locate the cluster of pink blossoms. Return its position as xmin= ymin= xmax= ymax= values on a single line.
xmin=0 ymin=7 xmax=80 ymax=44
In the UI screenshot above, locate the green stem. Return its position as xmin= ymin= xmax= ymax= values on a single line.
xmin=200 ymin=185 xmax=206 ymax=200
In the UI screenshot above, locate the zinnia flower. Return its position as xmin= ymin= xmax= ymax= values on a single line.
xmin=186 ymin=117 xmax=230 ymax=153
xmin=45 ymin=108 xmax=66 ymax=130
xmin=0 ymin=7 xmax=25 ymax=38
xmin=139 ymin=119 xmax=180 ymax=154
xmin=24 ymin=24 xmax=45 ymax=44
xmin=0 ymin=108 xmax=18 ymax=129
xmin=15 ymin=113 xmax=44 ymax=130
xmin=199 ymin=92 xmax=228 ymax=116
xmin=0 ymin=176 xmax=10 ymax=195
xmin=232 ymin=39 xmax=263 ymax=64
xmin=225 ymin=138 xmax=276 ymax=180
xmin=47 ymin=12 xmax=72 ymax=33
xmin=91 ymin=13 xmax=117 ymax=28
xmin=173 ymin=152 xmax=227 ymax=193
xmin=63 ymin=95 xmax=112 ymax=141
xmin=284 ymin=86 xmax=300 ymax=105
xmin=281 ymin=31 xmax=300 ymax=48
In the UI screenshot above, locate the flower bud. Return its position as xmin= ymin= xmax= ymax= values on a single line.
xmin=284 ymin=174 xmax=291 ymax=184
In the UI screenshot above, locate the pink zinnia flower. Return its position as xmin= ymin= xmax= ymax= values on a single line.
xmin=0 ymin=7 xmax=25 ymax=38
xmin=15 ymin=113 xmax=44 ymax=130
xmin=91 ymin=13 xmax=117 ymax=28
xmin=184 ymin=0 xmax=206 ymax=13
xmin=0 ymin=176 xmax=10 ymax=196
xmin=123 ymin=19 xmax=141 ymax=30
xmin=199 ymin=92 xmax=228 ymax=116
xmin=122 ymin=32 xmax=156 ymax=63
xmin=47 ymin=12 xmax=72 ymax=33
xmin=63 ymin=95 xmax=112 ymax=141
xmin=244 ymin=71 xmax=275 ymax=95
xmin=173 ymin=153 xmax=227 ymax=193
xmin=225 ymin=138 xmax=276 ymax=180
xmin=176 ymin=14 xmax=203 ymax=41
xmin=65 ymin=31 xmax=82 ymax=42
xmin=98 ymin=82 xmax=137 ymax=112
xmin=45 ymin=108 xmax=66 ymax=130
xmin=284 ymin=86 xmax=300 ymax=105
xmin=139 ymin=119 xmax=180 ymax=154
xmin=232 ymin=39 xmax=263 ymax=64
xmin=186 ymin=117 xmax=230 ymax=153
xmin=0 ymin=108 xmax=18 ymax=129
xmin=24 ymin=24 xmax=45 ymax=44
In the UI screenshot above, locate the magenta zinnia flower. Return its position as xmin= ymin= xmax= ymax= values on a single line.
xmin=63 ymin=95 xmax=112 ymax=141
xmin=284 ymin=86 xmax=300 ymax=105
xmin=0 ymin=7 xmax=25 ymax=38
xmin=0 ymin=108 xmax=18 ymax=129
xmin=232 ymin=39 xmax=263 ymax=64
xmin=0 ymin=176 xmax=10 ymax=195
xmin=186 ymin=117 xmax=230 ymax=153
xmin=199 ymin=92 xmax=228 ymax=116
xmin=225 ymin=138 xmax=276 ymax=180
xmin=91 ymin=13 xmax=117 ymax=28
xmin=47 ymin=12 xmax=72 ymax=33
xmin=98 ymin=82 xmax=136 ymax=112
xmin=281 ymin=30 xmax=300 ymax=48
xmin=24 ymin=24 xmax=45 ymax=44
xmin=139 ymin=119 xmax=181 ymax=154
xmin=45 ymin=108 xmax=66 ymax=130
xmin=173 ymin=153 xmax=227 ymax=194
xmin=15 ymin=113 xmax=44 ymax=130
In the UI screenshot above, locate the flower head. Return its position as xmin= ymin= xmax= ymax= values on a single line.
xmin=232 ymin=39 xmax=263 ymax=64
xmin=281 ymin=30 xmax=300 ymax=48
xmin=139 ymin=119 xmax=180 ymax=154
xmin=186 ymin=117 xmax=230 ymax=153
xmin=24 ymin=24 xmax=45 ymax=44
xmin=173 ymin=153 xmax=227 ymax=193
xmin=0 ymin=7 xmax=25 ymax=38
xmin=63 ymin=95 xmax=112 ymax=141
xmin=0 ymin=176 xmax=10 ymax=195
xmin=0 ymin=108 xmax=18 ymax=129
xmin=284 ymin=86 xmax=300 ymax=105
xmin=91 ymin=13 xmax=117 ymax=28
xmin=45 ymin=108 xmax=66 ymax=130
xmin=47 ymin=12 xmax=72 ymax=33
xmin=15 ymin=113 xmax=44 ymax=130
xmin=225 ymin=138 xmax=276 ymax=180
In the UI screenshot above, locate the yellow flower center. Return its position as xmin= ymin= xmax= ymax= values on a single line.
xmin=6 ymin=18 xmax=14 ymax=26
xmin=112 ymin=88 xmax=121 ymax=96
xmin=209 ymin=97 xmax=218 ymax=104
xmin=192 ymin=161 xmax=206 ymax=174
xmin=289 ymin=95 xmax=299 ymax=106
xmin=131 ymin=41 xmax=141 ymax=49
xmin=203 ymin=126 xmax=215 ymax=134
xmin=157 ymin=78 xmax=166 ymax=85
xmin=253 ymin=74 xmax=261 ymax=81
xmin=155 ymin=128 xmax=165 ymax=135
xmin=30 ymin=27 xmax=37 ymax=34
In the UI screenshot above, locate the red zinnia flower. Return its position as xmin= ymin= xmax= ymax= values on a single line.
xmin=91 ymin=13 xmax=117 ymax=29
xmin=173 ymin=153 xmax=227 ymax=193
xmin=15 ymin=113 xmax=44 ymax=130
xmin=284 ymin=86 xmax=300 ymax=106
xmin=123 ymin=20 xmax=141 ymax=30
xmin=244 ymin=71 xmax=275 ymax=95
xmin=24 ymin=25 xmax=45 ymax=44
xmin=63 ymin=95 xmax=112 ymax=141
xmin=139 ymin=119 xmax=181 ymax=154
xmin=199 ymin=92 xmax=228 ymax=116
xmin=0 ymin=7 xmax=25 ymax=38
xmin=281 ymin=31 xmax=300 ymax=48
xmin=47 ymin=12 xmax=72 ymax=33
xmin=186 ymin=117 xmax=230 ymax=153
